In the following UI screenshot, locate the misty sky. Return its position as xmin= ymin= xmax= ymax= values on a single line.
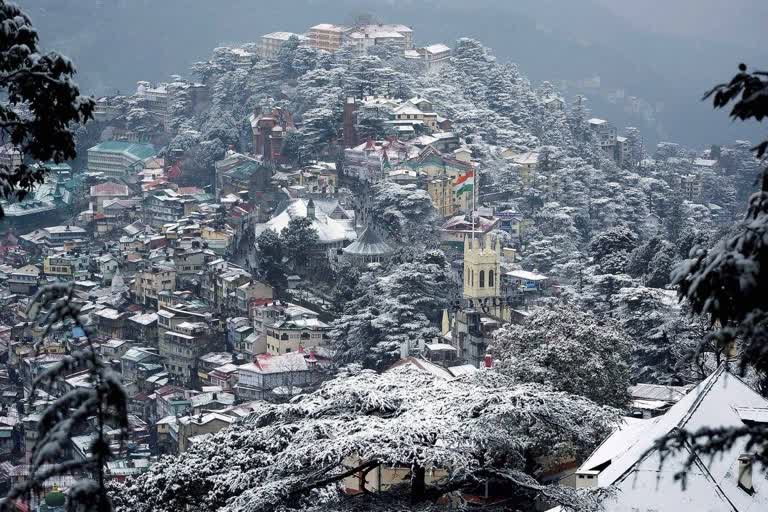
xmin=23 ymin=0 xmax=767 ymax=148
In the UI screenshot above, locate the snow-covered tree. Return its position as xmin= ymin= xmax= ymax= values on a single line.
xmin=0 ymin=2 xmax=95 ymax=213
xmin=369 ymin=182 xmax=441 ymax=247
xmin=110 ymin=366 xmax=617 ymax=512
xmin=281 ymin=217 xmax=320 ymax=270
xmin=492 ymin=304 xmax=631 ymax=407
xmin=330 ymin=250 xmax=451 ymax=370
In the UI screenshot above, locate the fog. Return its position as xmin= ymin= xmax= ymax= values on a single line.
xmin=24 ymin=0 xmax=766 ymax=147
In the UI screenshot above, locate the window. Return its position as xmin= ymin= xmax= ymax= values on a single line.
xmin=489 ymin=270 xmax=495 ymax=288
xmin=479 ymin=270 xmax=485 ymax=288
xmin=471 ymin=269 xmax=474 ymax=287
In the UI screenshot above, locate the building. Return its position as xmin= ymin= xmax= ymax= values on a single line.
xmin=260 ymin=32 xmax=304 ymax=59
xmin=89 ymin=182 xmax=131 ymax=213
xmin=133 ymin=265 xmax=176 ymax=308
xmin=7 ymin=264 xmax=40 ymax=295
xmin=564 ymin=365 xmax=768 ymax=512
xmin=94 ymin=308 xmax=130 ymax=339
xmin=346 ymin=24 xmax=413 ymax=55
xmin=674 ymin=173 xmax=703 ymax=202
xmin=157 ymin=305 xmax=215 ymax=387
xmin=503 ymin=150 xmax=539 ymax=188
xmin=413 ymin=44 xmax=451 ymax=72
xmin=342 ymin=225 xmax=395 ymax=266
xmin=588 ymin=118 xmax=618 ymax=157
xmin=87 ymin=141 xmax=156 ymax=179
xmin=43 ymin=252 xmax=89 ymax=279
xmin=249 ymin=107 xmax=295 ymax=163
xmin=175 ymin=412 xmax=235 ymax=453
xmin=250 ymin=301 xmax=330 ymax=355
xmin=257 ymin=198 xmax=356 ymax=258
xmin=308 ymin=23 xmax=348 ymax=52
xmin=235 ymin=352 xmax=312 ymax=400
xmin=0 ymin=144 xmax=22 ymax=171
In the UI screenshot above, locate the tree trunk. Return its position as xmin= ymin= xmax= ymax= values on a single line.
xmin=411 ymin=465 xmax=426 ymax=504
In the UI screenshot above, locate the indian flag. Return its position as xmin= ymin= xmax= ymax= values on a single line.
xmin=454 ymin=171 xmax=474 ymax=195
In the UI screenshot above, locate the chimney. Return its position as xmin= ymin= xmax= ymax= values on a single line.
xmin=400 ymin=340 xmax=409 ymax=359
xmin=212 ymin=392 xmax=218 ymax=400
xmin=575 ymin=470 xmax=599 ymax=489
xmin=738 ymin=454 xmax=754 ymax=494
xmin=483 ymin=354 xmax=493 ymax=369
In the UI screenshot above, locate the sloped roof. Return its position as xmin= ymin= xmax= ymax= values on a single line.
xmin=342 ymin=226 xmax=395 ymax=257
xmin=90 ymin=182 xmax=130 ymax=197
xmin=584 ymin=365 xmax=768 ymax=511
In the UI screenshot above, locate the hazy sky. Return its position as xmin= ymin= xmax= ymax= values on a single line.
xmin=22 ymin=0 xmax=767 ymax=147
xmin=594 ymin=0 xmax=767 ymax=49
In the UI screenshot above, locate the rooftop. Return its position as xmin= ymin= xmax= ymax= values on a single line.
xmin=89 ymin=141 xmax=156 ymax=160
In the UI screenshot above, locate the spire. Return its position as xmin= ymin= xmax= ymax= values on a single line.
xmin=306 ymin=198 xmax=316 ymax=219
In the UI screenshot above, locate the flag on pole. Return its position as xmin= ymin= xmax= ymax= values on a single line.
xmin=453 ymin=171 xmax=474 ymax=195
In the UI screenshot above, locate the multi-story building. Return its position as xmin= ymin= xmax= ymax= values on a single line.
xmin=143 ymin=190 xmax=202 ymax=228
xmin=408 ymin=44 xmax=451 ymax=72
xmin=94 ymin=308 xmax=130 ymax=339
xmin=89 ymin=182 xmax=131 ymax=213
xmin=675 ymin=173 xmax=703 ymax=202
xmin=588 ymin=118 xmax=618 ymax=156
xmin=308 ymin=24 xmax=348 ymax=52
xmin=346 ymin=24 xmax=413 ymax=54
xmin=235 ymin=281 xmax=274 ymax=316
xmin=235 ymin=352 xmax=312 ymax=400
xmin=253 ymin=302 xmax=330 ymax=355
xmin=93 ymin=97 xmax=120 ymax=122
xmin=200 ymin=260 xmax=252 ymax=314
xmin=260 ymin=32 xmax=305 ymax=59
xmin=504 ymin=150 xmax=539 ymax=188
xmin=0 ymin=144 xmax=22 ymax=171
xmin=127 ymin=312 xmax=159 ymax=348
xmin=157 ymin=305 xmax=215 ymax=387
xmin=43 ymin=252 xmax=90 ymax=279
xmin=8 ymin=265 xmax=40 ymax=295
xmin=87 ymin=141 xmax=156 ymax=179
xmin=133 ymin=265 xmax=176 ymax=309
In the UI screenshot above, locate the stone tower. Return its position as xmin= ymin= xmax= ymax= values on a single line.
xmin=462 ymin=235 xmax=500 ymax=300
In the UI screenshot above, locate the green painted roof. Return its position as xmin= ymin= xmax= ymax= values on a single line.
xmin=89 ymin=141 xmax=156 ymax=160
xmin=44 ymin=490 xmax=66 ymax=507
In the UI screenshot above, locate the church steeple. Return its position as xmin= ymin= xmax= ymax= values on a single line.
xmin=462 ymin=234 xmax=501 ymax=301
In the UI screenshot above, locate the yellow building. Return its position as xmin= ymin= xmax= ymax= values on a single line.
xmin=463 ymin=235 xmax=501 ymax=302
xmin=265 ymin=315 xmax=330 ymax=355
xmin=503 ymin=150 xmax=539 ymax=188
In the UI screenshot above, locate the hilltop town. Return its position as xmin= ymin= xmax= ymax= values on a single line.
xmin=0 ymin=18 xmax=765 ymax=512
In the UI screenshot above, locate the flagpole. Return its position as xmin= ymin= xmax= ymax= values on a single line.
xmin=471 ymin=165 xmax=476 ymax=243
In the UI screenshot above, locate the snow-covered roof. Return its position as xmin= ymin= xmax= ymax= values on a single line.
xmin=238 ymin=353 xmax=309 ymax=375
xmin=262 ymin=31 xmax=298 ymax=41
xmin=258 ymin=198 xmax=356 ymax=245
xmin=423 ymin=43 xmax=451 ymax=54
xmin=342 ymin=226 xmax=394 ymax=257
xmin=582 ymin=365 xmax=768 ymax=511
xmin=506 ymin=270 xmax=548 ymax=281
xmin=588 ymin=118 xmax=607 ymax=125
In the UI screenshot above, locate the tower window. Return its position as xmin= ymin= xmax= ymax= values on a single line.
xmin=489 ymin=270 xmax=495 ymax=287
xmin=479 ymin=270 xmax=485 ymax=288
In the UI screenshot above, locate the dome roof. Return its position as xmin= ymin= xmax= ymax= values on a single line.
xmin=343 ymin=226 xmax=394 ymax=257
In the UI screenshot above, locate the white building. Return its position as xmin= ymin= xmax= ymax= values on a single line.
xmin=562 ymin=365 xmax=768 ymax=512
xmin=260 ymin=31 xmax=304 ymax=59
xmin=87 ymin=141 xmax=156 ymax=179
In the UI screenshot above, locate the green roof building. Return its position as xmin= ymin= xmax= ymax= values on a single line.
xmin=87 ymin=141 xmax=156 ymax=179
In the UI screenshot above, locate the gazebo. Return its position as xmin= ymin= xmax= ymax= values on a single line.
xmin=342 ymin=225 xmax=395 ymax=265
